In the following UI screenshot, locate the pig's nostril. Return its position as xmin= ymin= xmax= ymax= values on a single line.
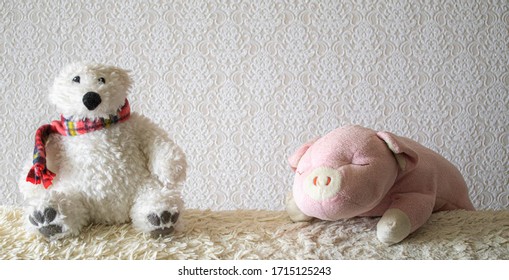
xmin=313 ymin=176 xmax=332 ymax=186
xmin=304 ymin=167 xmax=340 ymax=200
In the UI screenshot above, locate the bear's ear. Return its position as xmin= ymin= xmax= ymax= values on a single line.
xmin=376 ymin=131 xmax=419 ymax=172
xmin=288 ymin=137 xmax=318 ymax=172
xmin=108 ymin=66 xmax=132 ymax=88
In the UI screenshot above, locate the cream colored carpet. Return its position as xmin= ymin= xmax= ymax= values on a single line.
xmin=1 ymin=207 xmax=507 ymax=259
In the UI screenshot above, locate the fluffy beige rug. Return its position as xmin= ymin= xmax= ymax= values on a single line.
xmin=0 ymin=207 xmax=507 ymax=259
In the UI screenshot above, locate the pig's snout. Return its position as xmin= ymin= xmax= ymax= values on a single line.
xmin=304 ymin=167 xmax=341 ymax=201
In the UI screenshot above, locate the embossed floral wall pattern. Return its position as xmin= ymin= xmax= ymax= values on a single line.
xmin=1 ymin=0 xmax=507 ymax=210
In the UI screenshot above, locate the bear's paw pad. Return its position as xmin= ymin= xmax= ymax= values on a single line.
xmin=28 ymin=207 xmax=63 ymax=238
xmin=147 ymin=210 xmax=179 ymax=238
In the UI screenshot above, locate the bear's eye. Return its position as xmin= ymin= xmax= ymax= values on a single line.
xmin=98 ymin=77 xmax=106 ymax=84
xmin=72 ymin=76 xmax=80 ymax=83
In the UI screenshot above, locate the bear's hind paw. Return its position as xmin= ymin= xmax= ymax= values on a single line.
xmin=28 ymin=207 xmax=63 ymax=239
xmin=147 ymin=210 xmax=180 ymax=238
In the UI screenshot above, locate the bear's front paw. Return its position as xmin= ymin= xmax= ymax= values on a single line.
xmin=153 ymin=156 xmax=187 ymax=186
xmin=28 ymin=207 xmax=63 ymax=238
xmin=167 ymin=161 xmax=186 ymax=185
xmin=147 ymin=210 xmax=180 ymax=238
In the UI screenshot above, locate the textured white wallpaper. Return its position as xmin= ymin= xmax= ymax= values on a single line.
xmin=0 ymin=0 xmax=507 ymax=210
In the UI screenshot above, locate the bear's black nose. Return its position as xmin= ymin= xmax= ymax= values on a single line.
xmin=82 ymin=92 xmax=102 ymax=111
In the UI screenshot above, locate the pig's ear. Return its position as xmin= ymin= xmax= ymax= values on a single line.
xmin=288 ymin=137 xmax=318 ymax=172
xmin=376 ymin=131 xmax=419 ymax=172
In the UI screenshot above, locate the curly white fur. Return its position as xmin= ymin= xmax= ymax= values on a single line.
xmin=19 ymin=62 xmax=186 ymax=240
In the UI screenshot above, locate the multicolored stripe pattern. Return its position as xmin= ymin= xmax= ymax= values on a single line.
xmin=26 ymin=99 xmax=131 ymax=188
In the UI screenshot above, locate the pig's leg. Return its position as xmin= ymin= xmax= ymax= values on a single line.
xmin=285 ymin=192 xmax=313 ymax=222
xmin=376 ymin=192 xmax=435 ymax=245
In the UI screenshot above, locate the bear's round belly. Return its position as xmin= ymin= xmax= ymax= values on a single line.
xmin=55 ymin=129 xmax=149 ymax=220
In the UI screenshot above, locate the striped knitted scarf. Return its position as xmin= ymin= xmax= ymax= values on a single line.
xmin=26 ymin=99 xmax=131 ymax=189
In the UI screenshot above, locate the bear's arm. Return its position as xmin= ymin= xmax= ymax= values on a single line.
xmin=132 ymin=114 xmax=187 ymax=186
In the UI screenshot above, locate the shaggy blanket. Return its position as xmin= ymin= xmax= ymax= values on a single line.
xmin=0 ymin=207 xmax=507 ymax=260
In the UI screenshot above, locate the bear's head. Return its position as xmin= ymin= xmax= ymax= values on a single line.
xmin=49 ymin=62 xmax=132 ymax=120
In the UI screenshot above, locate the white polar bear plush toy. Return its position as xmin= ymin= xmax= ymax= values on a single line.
xmin=19 ymin=62 xmax=187 ymax=240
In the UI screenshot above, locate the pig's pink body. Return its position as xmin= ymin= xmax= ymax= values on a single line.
xmin=288 ymin=125 xmax=474 ymax=244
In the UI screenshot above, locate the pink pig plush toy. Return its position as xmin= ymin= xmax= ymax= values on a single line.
xmin=286 ymin=125 xmax=475 ymax=245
